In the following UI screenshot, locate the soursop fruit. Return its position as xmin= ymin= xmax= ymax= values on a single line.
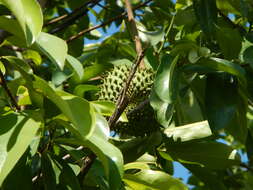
xmin=98 ymin=64 xmax=160 ymax=136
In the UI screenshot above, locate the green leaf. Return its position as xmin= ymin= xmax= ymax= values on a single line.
xmin=205 ymin=73 xmax=248 ymax=143
xmin=216 ymin=0 xmax=241 ymax=15
xmin=32 ymin=76 xmax=95 ymax=139
xmin=164 ymin=121 xmax=212 ymax=143
xmin=91 ymin=100 xmax=128 ymax=122
xmin=114 ymin=132 xmax=162 ymax=163
xmin=184 ymin=164 xmax=227 ymax=190
xmin=123 ymin=163 xmax=188 ymax=190
xmin=22 ymin=50 xmax=42 ymax=66
xmin=193 ymin=0 xmax=218 ymax=37
xmin=73 ymin=84 xmax=100 ymax=97
xmin=138 ymin=27 xmax=165 ymax=46
xmin=0 ymin=0 xmax=43 ymax=45
xmin=66 ymin=55 xmax=84 ymax=80
xmin=0 ymin=16 xmax=24 ymax=39
xmin=2 ymin=152 xmax=32 ymax=190
xmin=193 ymin=0 xmax=217 ymax=37
xmin=198 ymin=57 xmax=246 ymax=87
xmin=93 ymin=113 xmax=110 ymax=141
xmin=85 ymin=135 xmax=124 ymax=190
xmin=153 ymin=54 xmax=179 ymax=103
xmin=34 ymin=32 xmax=68 ymax=70
xmin=0 ymin=111 xmax=40 ymax=184
xmin=56 ymin=158 xmax=81 ymax=190
xmin=61 ymin=135 xmax=124 ymax=190
xmin=242 ymin=46 xmax=253 ymax=67
xmin=162 ymin=141 xmax=241 ymax=169
xmin=216 ymin=27 xmax=242 ymax=60
xmin=150 ymin=90 xmax=174 ymax=127
xmin=41 ymin=153 xmax=57 ymax=190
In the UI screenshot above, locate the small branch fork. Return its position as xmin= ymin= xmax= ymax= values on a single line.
xmin=66 ymin=0 xmax=152 ymax=43
xmin=0 ymin=66 xmax=20 ymax=111
xmin=49 ymin=0 xmax=101 ymax=34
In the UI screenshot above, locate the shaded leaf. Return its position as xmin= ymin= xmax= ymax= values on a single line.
xmin=216 ymin=27 xmax=242 ymax=60
xmin=162 ymin=141 xmax=241 ymax=169
xmin=0 ymin=111 xmax=40 ymax=184
xmin=205 ymin=73 xmax=248 ymax=143
xmin=193 ymin=0 xmax=217 ymax=37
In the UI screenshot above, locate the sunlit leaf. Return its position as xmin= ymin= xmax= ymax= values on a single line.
xmin=0 ymin=0 xmax=43 ymax=45
xmin=34 ymin=32 xmax=68 ymax=70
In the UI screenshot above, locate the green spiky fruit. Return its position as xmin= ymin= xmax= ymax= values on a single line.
xmin=98 ymin=64 xmax=159 ymax=136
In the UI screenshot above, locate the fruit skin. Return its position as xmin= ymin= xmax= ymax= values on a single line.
xmin=98 ymin=64 xmax=160 ymax=137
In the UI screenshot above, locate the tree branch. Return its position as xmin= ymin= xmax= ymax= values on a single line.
xmin=66 ymin=0 xmax=152 ymax=43
xmin=108 ymin=50 xmax=146 ymax=128
xmin=125 ymin=0 xmax=144 ymax=68
xmin=48 ymin=0 xmax=101 ymax=34
xmin=0 ymin=68 xmax=20 ymax=111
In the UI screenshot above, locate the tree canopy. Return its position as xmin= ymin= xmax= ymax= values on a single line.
xmin=0 ymin=0 xmax=253 ymax=189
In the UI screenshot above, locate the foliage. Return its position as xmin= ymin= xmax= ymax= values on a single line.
xmin=0 ymin=0 xmax=253 ymax=189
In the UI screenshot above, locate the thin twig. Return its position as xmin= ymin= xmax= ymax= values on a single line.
xmin=108 ymin=50 xmax=146 ymax=128
xmin=66 ymin=0 xmax=152 ymax=43
xmin=240 ymin=163 xmax=253 ymax=172
xmin=0 ymin=68 xmax=20 ymax=111
xmin=218 ymin=10 xmax=246 ymax=34
xmin=49 ymin=0 xmax=101 ymax=34
xmin=157 ymin=14 xmax=175 ymax=54
xmin=125 ymin=0 xmax=144 ymax=68
xmin=44 ymin=0 xmax=100 ymax=27
xmin=78 ymin=153 xmax=96 ymax=184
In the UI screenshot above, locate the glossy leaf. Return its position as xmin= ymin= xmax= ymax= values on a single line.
xmin=73 ymin=84 xmax=100 ymax=97
xmin=66 ymin=55 xmax=84 ymax=80
xmin=123 ymin=162 xmax=188 ymax=190
xmin=162 ymin=141 xmax=241 ymax=169
xmin=85 ymin=135 xmax=124 ymax=190
xmin=34 ymin=32 xmax=68 ymax=70
xmin=164 ymin=121 xmax=212 ymax=143
xmin=32 ymin=76 xmax=95 ymax=139
xmin=197 ymin=57 xmax=246 ymax=86
xmin=0 ymin=111 xmax=40 ymax=184
xmin=61 ymin=135 xmax=124 ymax=190
xmin=150 ymin=90 xmax=174 ymax=127
xmin=153 ymin=54 xmax=179 ymax=103
xmin=0 ymin=0 xmax=43 ymax=45
xmin=94 ymin=113 xmax=110 ymax=141
xmin=91 ymin=100 xmax=128 ymax=122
